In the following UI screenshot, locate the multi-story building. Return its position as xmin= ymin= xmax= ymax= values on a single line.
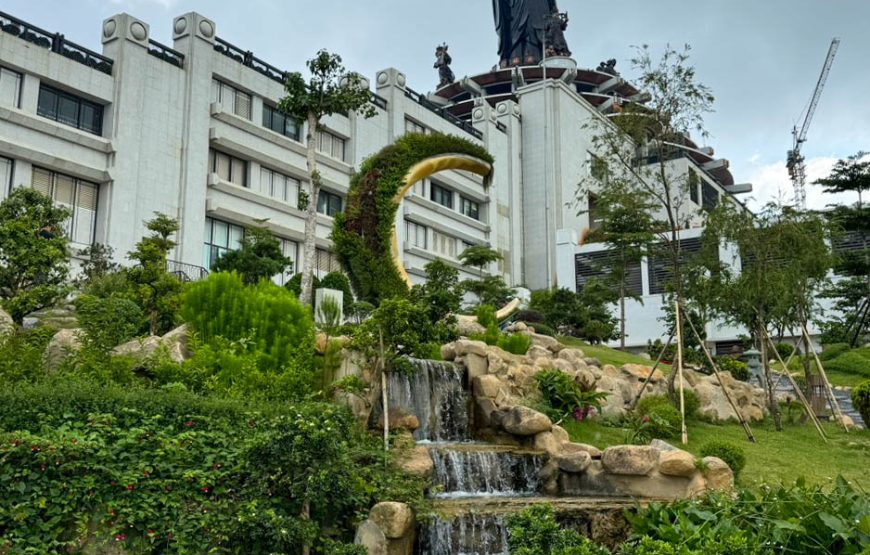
xmin=5 ymin=9 xmax=811 ymax=352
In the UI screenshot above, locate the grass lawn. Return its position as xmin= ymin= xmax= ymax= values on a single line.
xmin=771 ymin=360 xmax=867 ymax=388
xmin=562 ymin=417 xmax=870 ymax=490
xmin=558 ymin=336 xmax=672 ymax=372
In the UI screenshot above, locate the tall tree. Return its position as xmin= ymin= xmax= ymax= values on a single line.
xmin=279 ymin=50 xmax=376 ymax=306
xmin=127 ymin=213 xmax=181 ymax=335
xmin=459 ymin=245 xmax=503 ymax=280
xmin=212 ymin=223 xmax=292 ymax=285
xmin=0 ymin=188 xmax=70 ymax=325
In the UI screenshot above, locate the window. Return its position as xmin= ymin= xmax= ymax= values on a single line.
xmin=316 ymin=129 xmax=347 ymax=161
xmin=262 ymin=104 xmax=301 ymax=141
xmin=31 ymin=167 xmax=98 ymax=245
xmin=209 ymin=149 xmax=247 ymax=187
xmin=432 ymin=230 xmax=457 ymax=258
xmin=688 ymin=168 xmax=700 ymax=205
xmin=589 ymin=153 xmax=609 ymax=183
xmin=317 ymin=190 xmax=343 ymax=217
xmin=272 ymin=238 xmax=298 ymax=286
xmin=259 ymin=167 xmax=299 ymax=206
xmin=701 ymin=182 xmax=719 ymax=211
xmin=575 ymin=250 xmax=642 ymax=296
xmin=405 ymin=117 xmax=427 ymax=135
xmin=412 ymin=179 xmax=426 ymax=197
xmin=460 ymin=196 xmax=480 ymax=220
xmin=430 ymin=182 xmax=454 ymax=209
xmin=0 ymin=67 xmax=22 ymax=108
xmin=588 ymin=193 xmax=603 ymax=232
xmin=315 ymin=248 xmax=341 ymax=277
xmin=405 ymin=220 xmax=428 ymax=249
xmin=37 ymin=84 xmax=103 ymax=135
xmin=0 ymin=156 xmax=12 ymax=200
xmin=647 ymin=238 xmax=707 ymax=294
xmin=211 ymin=79 xmax=252 ymax=119
xmin=203 ymin=217 xmax=245 ymax=269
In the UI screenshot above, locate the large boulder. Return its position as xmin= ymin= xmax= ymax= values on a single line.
xmin=456 ymin=316 xmax=486 ymax=337
xmin=658 ymin=449 xmax=697 ymax=477
xmin=702 ymin=456 xmax=734 ymax=491
xmin=160 ymin=324 xmax=190 ymax=362
xmin=354 ymin=520 xmax=387 ymax=555
xmin=454 ymin=339 xmax=488 ymax=357
xmin=0 ymin=307 xmax=14 ymax=337
xmin=377 ymin=409 xmax=420 ymax=432
xmin=501 ymin=406 xmax=552 ymax=436
xmin=556 ymin=450 xmax=592 ymax=473
xmin=465 ymin=353 xmax=489 ymax=379
xmin=622 ymin=363 xmax=665 ymax=382
xmin=44 ymin=328 xmax=83 ymax=371
xmin=473 ymin=375 xmax=503 ymax=398
xmin=533 ymin=431 xmax=563 ymax=455
xmin=113 ymin=325 xmax=191 ymax=365
xmin=113 ymin=335 xmax=162 ymax=361
xmin=397 ymin=445 xmax=433 ymax=478
xmin=529 ymin=333 xmax=564 ymax=353
xmin=601 ymin=446 xmax=658 ymax=476
xmin=562 ymin=442 xmax=602 ymax=458
xmin=368 ymin=502 xmax=414 ymax=539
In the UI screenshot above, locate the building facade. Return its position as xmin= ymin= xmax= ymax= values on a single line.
xmin=1 ymin=9 xmax=780 ymax=350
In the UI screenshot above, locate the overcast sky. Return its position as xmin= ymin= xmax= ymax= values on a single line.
xmin=6 ymin=0 xmax=869 ymax=209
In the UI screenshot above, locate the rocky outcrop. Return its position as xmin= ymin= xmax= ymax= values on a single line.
xmin=377 ymin=409 xmax=420 ymax=432
xmin=356 ymin=502 xmax=415 ymax=555
xmin=702 ymin=456 xmax=734 ymax=491
xmin=44 ymin=328 xmax=83 ymax=371
xmin=500 ymin=406 xmax=552 ymax=436
xmin=397 ymin=445 xmax=433 ymax=479
xmin=601 ymin=446 xmax=658 ymax=476
xmin=113 ymin=325 xmax=191 ymax=364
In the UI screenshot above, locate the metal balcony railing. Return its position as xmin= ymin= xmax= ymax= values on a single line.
xmin=166 ymin=260 xmax=209 ymax=282
xmin=404 ymin=87 xmax=483 ymax=139
xmin=147 ymin=39 xmax=184 ymax=68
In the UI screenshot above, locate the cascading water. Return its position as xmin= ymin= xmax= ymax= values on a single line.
xmin=430 ymin=447 xmax=543 ymax=498
xmin=417 ymin=513 xmax=509 ymax=555
xmin=371 ymin=358 xmax=470 ymax=442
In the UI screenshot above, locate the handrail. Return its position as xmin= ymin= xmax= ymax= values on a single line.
xmin=0 ymin=10 xmax=113 ymax=75
xmin=213 ymin=36 xmax=286 ymax=84
xmin=166 ymin=259 xmax=209 ymax=282
xmin=147 ymin=38 xmax=184 ymax=68
xmin=370 ymin=92 xmax=388 ymax=110
xmin=404 ymin=86 xmax=483 ymax=140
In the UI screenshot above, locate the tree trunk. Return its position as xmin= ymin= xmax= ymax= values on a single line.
xmin=619 ymin=281 xmax=626 ymax=350
xmin=759 ymin=320 xmax=782 ymax=431
xmin=300 ymin=112 xmax=321 ymax=307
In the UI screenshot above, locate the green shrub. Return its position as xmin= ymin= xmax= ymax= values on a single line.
xmin=530 ymin=322 xmax=556 ymax=337
xmin=319 ymin=271 xmax=354 ymax=315
xmin=852 ymin=380 xmax=870 ymax=426
xmin=514 ymin=309 xmax=545 ymax=324
xmin=476 ymin=304 xmax=498 ymax=328
xmin=182 ymin=272 xmax=314 ymax=374
xmin=498 ymin=333 xmax=531 ymax=355
xmin=636 ymin=394 xmax=670 ymax=415
xmin=819 ymin=342 xmax=850 ymax=361
xmin=824 ymin=349 xmax=870 ymax=379
xmin=775 ymin=342 xmax=795 ymax=361
xmin=681 ymin=389 xmax=700 ymax=419
xmin=700 ymin=440 xmax=746 ymax=479
xmin=536 ymin=369 xmax=608 ymax=422
xmin=0 ymin=327 xmax=55 ymax=382
xmin=715 ymin=356 xmax=749 ymax=381
xmin=507 ymin=504 xmax=612 ymax=555
xmin=74 ymin=294 xmax=143 ymax=353
xmin=350 ymin=297 xmax=440 ymax=373
xmin=635 ymin=395 xmax=681 ymax=439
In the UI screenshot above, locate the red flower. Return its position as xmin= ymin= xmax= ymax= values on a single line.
xmin=184 ymin=421 xmax=195 ymax=427
xmin=114 ymin=533 xmax=126 ymax=542
xmin=201 ymin=487 xmax=210 ymax=493
xmin=143 ymin=470 xmax=150 ymax=477
xmin=126 ymin=484 xmax=135 ymax=491
xmin=642 ymin=415 xmax=650 ymax=423
xmin=40 ymin=464 xmax=46 ymax=472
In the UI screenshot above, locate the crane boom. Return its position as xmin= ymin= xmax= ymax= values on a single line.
xmin=787 ymin=37 xmax=840 ymax=210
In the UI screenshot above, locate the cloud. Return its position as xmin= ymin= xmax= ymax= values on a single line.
xmin=742 ymin=156 xmax=859 ymax=210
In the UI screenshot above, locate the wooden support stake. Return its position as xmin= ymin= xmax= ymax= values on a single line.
xmin=675 ymin=301 xmax=688 ymax=445
xmin=379 ymin=328 xmax=390 ymax=451
xmin=683 ymin=312 xmax=756 ymax=443
xmin=627 ymin=331 xmax=675 ymax=411
xmin=763 ymin=330 xmax=828 ymax=442
xmin=801 ymin=324 xmax=849 ymax=432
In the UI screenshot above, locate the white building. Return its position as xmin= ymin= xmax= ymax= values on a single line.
xmin=1 ymin=9 xmax=791 ymax=352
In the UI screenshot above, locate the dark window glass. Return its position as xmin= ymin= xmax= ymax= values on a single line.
xmin=461 ymin=197 xmax=480 ymax=220
xmin=688 ymin=169 xmax=700 ymax=204
xmin=431 ymin=183 xmax=453 ymax=209
xmin=263 ymin=104 xmax=300 ymax=142
xmin=701 ymin=182 xmax=719 ymax=211
xmin=36 ymin=85 xmax=103 ymax=135
xmin=37 ymin=88 xmax=57 ymax=119
xmin=317 ymin=190 xmax=343 ymax=217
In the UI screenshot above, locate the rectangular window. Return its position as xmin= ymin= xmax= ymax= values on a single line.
xmin=317 ymin=190 xmax=343 ymax=217
xmin=37 ymin=84 xmax=103 ymax=135
xmin=0 ymin=67 xmax=22 ymax=108
xmin=0 ymin=156 xmax=12 ymax=200
xmin=575 ymin=250 xmax=643 ymax=296
xmin=405 ymin=220 xmax=428 ymax=249
xmin=589 ymin=153 xmax=609 ymax=183
xmin=315 ymin=248 xmax=341 ymax=277
xmin=460 ymin=196 xmax=480 ymax=220
xmin=588 ymin=193 xmax=603 ymax=232
xmin=412 ymin=179 xmax=426 ymax=197
xmin=203 ymin=217 xmax=245 ymax=270
xmin=272 ymin=237 xmax=298 ymax=286
xmin=701 ymin=181 xmax=719 ymax=211
xmin=316 ymin=129 xmax=347 ymax=161
xmin=432 ymin=230 xmax=457 ymax=258
xmin=209 ymin=149 xmax=248 ymax=187
xmin=647 ymin=237 xmax=707 ymax=295
xmin=30 ymin=167 xmax=98 ymax=245
xmin=430 ymin=182 xmax=454 ymax=209
xmin=259 ymin=167 xmax=299 ymax=206
xmin=211 ymin=79 xmax=252 ymax=119
xmin=405 ymin=117 xmax=427 ymax=135
xmin=688 ymin=168 xmax=700 ymax=205
xmin=262 ymin=104 xmax=301 ymax=142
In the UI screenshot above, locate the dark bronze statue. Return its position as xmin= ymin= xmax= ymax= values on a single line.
xmin=434 ymin=44 xmax=455 ymax=87
xmin=493 ymin=0 xmax=570 ymax=67
xmin=597 ymin=58 xmax=619 ymax=76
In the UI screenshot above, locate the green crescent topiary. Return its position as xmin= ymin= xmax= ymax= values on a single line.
xmin=332 ymin=132 xmax=494 ymax=305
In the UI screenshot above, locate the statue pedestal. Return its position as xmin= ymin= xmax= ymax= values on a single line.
xmin=540 ymin=56 xmax=576 ymax=71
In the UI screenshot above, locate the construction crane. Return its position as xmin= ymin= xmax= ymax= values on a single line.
xmin=787 ymin=37 xmax=840 ymax=210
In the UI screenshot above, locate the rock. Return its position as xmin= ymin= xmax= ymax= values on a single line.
xmin=354 ymin=520 xmax=388 ymax=555
xmin=466 ymin=353 xmax=489 ymax=379
xmin=575 ymin=368 xmax=596 ymax=391
xmin=377 ymin=409 xmax=420 ymax=432
xmin=601 ymin=446 xmax=658 ymax=476
xmin=533 ymin=431 xmax=562 ymax=455
xmin=702 ymin=456 xmax=734 ymax=491
xmin=562 ymin=442 xmax=602 ymax=458
xmin=686 ymin=472 xmax=708 ymax=497
xmin=552 ymin=358 xmax=574 ymax=374
xmin=474 ymin=397 xmax=498 ymax=428
xmin=840 ymin=415 xmax=856 ymax=429
xmin=585 ymin=357 xmax=602 ymax=368
xmin=501 ymin=406 xmax=552 ymax=436
xmin=529 ymin=333 xmax=564 ymax=353
xmin=473 ymin=375 xmax=503 ymax=398
xmin=558 ymin=348 xmax=586 ymax=363
xmin=315 ymin=332 xmax=328 ymax=354
xmin=113 ymin=335 xmax=162 ymax=360
xmin=0 ymin=307 xmax=14 ymax=337
xmin=160 ymin=324 xmax=190 ymax=363
xmin=525 ymin=345 xmax=552 ymax=361
xmin=369 ymin=502 xmax=414 ymax=539
xmin=398 ymin=446 xmax=433 ymax=478
xmin=454 ymin=339 xmax=488 ymax=357
xmin=44 ymin=328 xmax=82 ymax=371
xmin=551 ymin=425 xmax=570 ymax=444
xmin=557 ymin=450 xmax=592 ymax=473
xmin=658 ymin=450 xmax=697 ymax=477
xmin=506 ymin=321 xmax=528 ymax=333
xmin=622 ymin=363 xmax=665 ymax=382
xmin=440 ymin=343 xmax=456 ymax=361
xmin=639 ymin=352 xmax=652 ymax=360
xmin=538 ymin=460 xmax=561 ymax=495
xmin=487 ymin=352 xmax=507 ymax=375
xmin=649 ymin=439 xmax=678 ymax=452
xmin=456 ymin=316 xmax=486 ymax=337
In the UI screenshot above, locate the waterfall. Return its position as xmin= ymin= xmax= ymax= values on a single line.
xmin=430 ymin=447 xmax=544 ymax=498
xmin=373 ymin=358 xmax=470 ymax=442
xmin=417 ymin=513 xmax=509 ymax=555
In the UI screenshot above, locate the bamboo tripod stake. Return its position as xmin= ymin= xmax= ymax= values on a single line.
xmin=762 ymin=330 xmax=828 ymax=442
xmin=801 ymin=324 xmax=849 ymax=432
xmin=627 ymin=332 xmax=675 ymax=411
xmin=675 ymin=301 xmax=688 ymax=445
xmin=683 ymin=311 xmax=756 ymax=443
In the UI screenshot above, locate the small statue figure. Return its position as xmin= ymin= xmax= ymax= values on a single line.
xmin=597 ymin=58 xmax=619 ymax=76
xmin=544 ymin=12 xmax=571 ymax=58
xmin=435 ymin=44 xmax=455 ymax=88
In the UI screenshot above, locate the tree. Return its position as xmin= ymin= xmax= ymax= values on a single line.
xmin=582 ymin=44 xmax=716 ymax=395
xmin=279 ymin=50 xmax=376 ymax=307
xmin=212 ymin=224 xmax=291 ymax=285
xmin=458 ymin=245 xmax=512 ymax=308
xmin=584 ymin=181 xmax=657 ymax=348
xmin=458 ymin=245 xmax=502 ymax=280
xmin=76 ymin=243 xmax=119 ymax=286
xmin=0 ymin=188 xmax=70 ymax=325
xmin=410 ymin=259 xmax=463 ymax=325
xmin=699 ymin=202 xmax=833 ymax=431
xmin=127 ymin=213 xmax=181 ymax=335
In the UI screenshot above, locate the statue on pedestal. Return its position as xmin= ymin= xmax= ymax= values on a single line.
xmin=493 ymin=0 xmax=570 ymax=67
xmin=434 ymin=43 xmax=455 ymax=87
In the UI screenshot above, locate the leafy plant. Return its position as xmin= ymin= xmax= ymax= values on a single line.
xmin=126 ymin=212 xmax=182 ymax=335
xmin=74 ymin=294 xmax=143 ymax=354
xmin=536 ymin=369 xmax=608 ymax=422
xmin=819 ymin=343 xmax=850 ymax=361
xmin=498 ymin=333 xmax=531 ymax=355
xmin=409 ymin=260 xmax=463 ymax=326
xmin=350 ymin=297 xmax=439 ymax=374
xmin=212 ymin=224 xmax=293 ymax=285
xmin=319 ymin=271 xmax=354 ymax=315
xmin=852 ymin=380 xmax=870 ymax=426
xmin=699 ymin=441 xmax=746 ymax=479
xmin=316 ymin=296 xmax=343 ymax=337
xmin=0 ymin=327 xmax=55 ymax=382
xmin=507 ymin=504 xmax=612 ymax=555
xmin=824 ymin=348 xmax=870 ymax=379
xmin=714 ymin=356 xmax=750 ymax=381
xmin=775 ymin=342 xmax=795 ymax=361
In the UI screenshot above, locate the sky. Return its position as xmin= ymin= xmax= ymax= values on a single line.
xmin=5 ymin=0 xmax=869 ymax=210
